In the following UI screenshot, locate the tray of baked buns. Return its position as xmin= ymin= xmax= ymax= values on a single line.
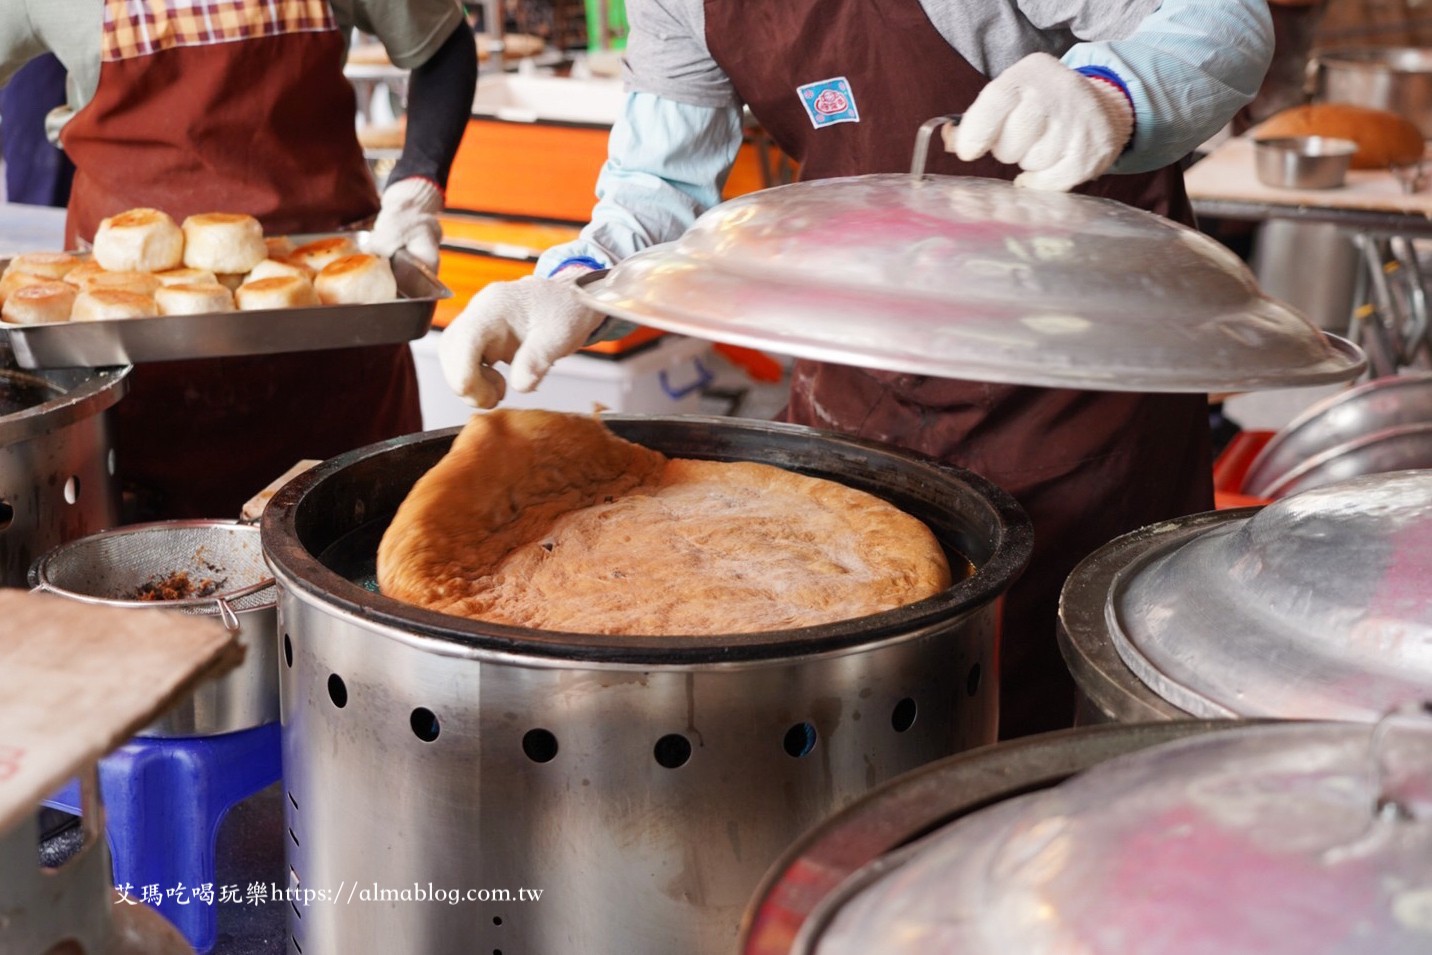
xmin=0 ymin=208 xmax=450 ymax=369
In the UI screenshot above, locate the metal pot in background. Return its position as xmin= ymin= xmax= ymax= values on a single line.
xmin=260 ymin=415 xmax=1032 ymax=955
xmin=0 ymin=353 xmax=128 ymax=587
xmin=745 ymin=716 xmax=1432 ymax=955
xmin=1059 ymin=470 xmax=1432 ymax=725
xmin=1314 ymin=47 xmax=1432 ymax=138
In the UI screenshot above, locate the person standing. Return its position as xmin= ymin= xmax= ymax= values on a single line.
xmin=1 ymin=0 xmax=477 ymax=519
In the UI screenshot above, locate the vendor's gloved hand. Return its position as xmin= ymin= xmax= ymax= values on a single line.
xmin=369 ymin=176 xmax=444 ymax=270
xmin=439 ymin=266 xmax=606 ymax=409
xmin=945 ymin=53 xmax=1135 ymax=192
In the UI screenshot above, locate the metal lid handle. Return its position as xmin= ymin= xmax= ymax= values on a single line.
xmin=911 ymin=115 xmax=962 ymax=177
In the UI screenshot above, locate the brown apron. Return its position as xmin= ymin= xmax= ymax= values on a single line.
xmin=61 ymin=0 xmax=421 ymax=520
xmin=705 ymin=0 xmax=1214 ymax=738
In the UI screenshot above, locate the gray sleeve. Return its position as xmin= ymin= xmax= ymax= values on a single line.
xmin=622 ymin=0 xmax=739 ymax=109
xmin=337 ymin=0 xmax=465 ymax=69
xmin=0 ymin=4 xmax=50 ymax=90
xmin=1015 ymin=0 xmax=1161 ymax=40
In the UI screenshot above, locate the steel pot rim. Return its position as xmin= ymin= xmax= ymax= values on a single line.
xmin=262 ymin=415 xmax=1034 ymax=666
xmin=0 ymin=363 xmax=131 ymax=446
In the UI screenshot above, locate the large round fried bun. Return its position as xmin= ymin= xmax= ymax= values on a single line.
xmin=235 ymin=275 xmax=319 ymax=311
xmin=315 ymin=253 xmax=398 ymax=305
xmin=72 ymin=288 xmax=159 ymax=321
xmin=92 ymin=208 xmax=185 ymax=272
xmin=1 ymin=280 xmax=76 ymax=325
xmin=4 ymin=251 xmax=80 ymax=281
xmin=181 ymin=212 xmax=267 ymax=274
xmin=155 ymin=282 xmax=235 ymax=315
xmin=288 ymin=235 xmax=359 ymax=272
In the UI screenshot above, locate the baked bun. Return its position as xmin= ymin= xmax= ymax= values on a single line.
xmin=1 ymin=280 xmax=76 ymax=325
xmin=235 ymin=275 xmax=319 ymax=310
xmin=155 ymin=282 xmax=235 ymax=315
xmin=93 ymin=208 xmax=185 ymax=272
xmin=154 ymin=266 xmax=219 ymax=287
xmin=0 ymin=269 xmax=50 ymax=305
xmin=80 ymin=270 xmax=162 ymax=296
xmin=72 ymin=288 xmax=158 ymax=322
xmin=289 ymin=236 xmax=359 ymax=272
xmin=4 ymin=251 xmax=80 ymax=281
xmin=63 ymin=260 xmax=107 ymax=287
xmin=1254 ymin=103 xmax=1426 ymax=170
xmin=181 ymin=212 xmax=267 ymax=274
xmin=265 ymin=236 xmax=296 ymax=260
xmin=315 ymin=253 xmax=397 ymax=304
xmin=245 ymin=258 xmax=314 ymax=283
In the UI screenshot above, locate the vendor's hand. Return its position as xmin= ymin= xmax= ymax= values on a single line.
xmin=945 ymin=53 xmax=1134 ymax=192
xmin=439 ymin=268 xmax=606 ymax=409
xmin=369 ymin=177 xmax=444 ymax=270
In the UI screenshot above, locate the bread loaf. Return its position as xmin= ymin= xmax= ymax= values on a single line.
xmin=181 ymin=213 xmax=267 ymax=274
xmin=1254 ymin=103 xmax=1425 ymax=170
xmin=1 ymin=281 xmax=75 ymax=324
xmin=315 ymin=253 xmax=397 ymax=304
xmin=155 ymin=283 xmax=235 ymax=315
xmin=72 ymin=288 xmax=158 ymax=321
xmin=4 ymin=252 xmax=80 ymax=281
xmin=93 ymin=208 xmax=185 ymax=272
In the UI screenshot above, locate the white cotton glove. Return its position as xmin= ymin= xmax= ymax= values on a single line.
xmin=369 ymin=177 xmax=444 ymax=270
xmin=945 ymin=53 xmax=1135 ymax=192
xmin=439 ymin=267 xmax=607 ymax=409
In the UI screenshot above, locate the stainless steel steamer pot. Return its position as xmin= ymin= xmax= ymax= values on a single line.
xmin=0 ymin=352 xmax=129 ymax=586
xmin=260 ymin=415 xmax=1031 ymax=955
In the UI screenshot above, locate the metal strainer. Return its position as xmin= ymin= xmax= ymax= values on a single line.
xmin=29 ymin=521 xmax=280 ymax=736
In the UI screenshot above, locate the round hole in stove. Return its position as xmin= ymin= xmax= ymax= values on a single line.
xmin=327 ymin=674 xmax=348 ymax=708
xmin=653 ymin=733 xmax=692 ymax=769
xmin=411 ymin=707 xmax=440 ymax=742
xmin=283 ymin=634 xmax=293 ymax=668
xmin=63 ymin=476 xmax=80 ymax=505
xmin=966 ymin=662 xmax=983 ymax=697
xmin=492 ymin=916 xmax=503 ymax=926
xmin=0 ymin=500 xmax=12 ymax=532
xmin=891 ymin=697 xmax=918 ymax=733
xmin=522 ymin=728 xmax=559 ymax=763
xmin=783 ymin=722 xmax=818 ymax=758
xmin=107 ymin=450 xmax=116 ymax=476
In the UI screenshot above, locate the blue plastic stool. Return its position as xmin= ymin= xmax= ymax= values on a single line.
xmin=48 ymin=722 xmax=282 ymax=953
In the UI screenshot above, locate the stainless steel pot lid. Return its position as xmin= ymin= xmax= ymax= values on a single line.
xmin=575 ymin=173 xmax=1364 ymax=392
xmin=814 ymin=716 xmax=1432 ymax=954
xmin=1108 ymin=470 xmax=1432 ymax=720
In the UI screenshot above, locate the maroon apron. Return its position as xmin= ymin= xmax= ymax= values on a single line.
xmin=61 ymin=0 xmax=421 ymax=520
xmin=705 ymin=0 xmax=1214 ymax=738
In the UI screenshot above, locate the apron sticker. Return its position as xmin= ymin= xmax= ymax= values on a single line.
xmin=797 ymin=77 xmax=859 ymax=130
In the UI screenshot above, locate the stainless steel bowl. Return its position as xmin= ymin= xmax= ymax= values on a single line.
xmin=1254 ymin=136 xmax=1358 ymax=189
xmin=1315 ymin=46 xmax=1432 ymax=138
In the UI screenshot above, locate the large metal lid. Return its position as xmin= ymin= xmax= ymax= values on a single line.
xmin=576 ymin=172 xmax=1364 ymax=392
xmin=1108 ymin=470 xmax=1432 ymax=720
xmin=815 ymin=717 xmax=1432 ymax=954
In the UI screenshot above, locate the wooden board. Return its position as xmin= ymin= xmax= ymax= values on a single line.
xmin=0 ymin=589 xmax=241 ymax=834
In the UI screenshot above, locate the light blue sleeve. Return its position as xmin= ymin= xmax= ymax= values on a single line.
xmin=535 ymin=91 xmax=745 ymax=276
xmin=1059 ymin=0 xmax=1273 ymax=174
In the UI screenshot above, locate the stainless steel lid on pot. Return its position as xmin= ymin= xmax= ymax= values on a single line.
xmin=576 ymin=121 xmax=1364 ymax=392
xmin=811 ymin=714 xmax=1432 ymax=955
xmin=1072 ymin=469 xmax=1432 ymax=721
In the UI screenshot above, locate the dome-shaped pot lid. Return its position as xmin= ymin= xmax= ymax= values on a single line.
xmin=575 ymin=174 xmax=1364 ymax=393
xmin=815 ymin=718 xmax=1432 ymax=954
xmin=1107 ymin=469 xmax=1432 ymax=721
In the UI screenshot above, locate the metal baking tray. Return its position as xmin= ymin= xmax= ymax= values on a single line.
xmin=0 ymin=233 xmax=449 ymax=369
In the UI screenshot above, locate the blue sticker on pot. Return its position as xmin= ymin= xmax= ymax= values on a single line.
xmin=797 ymin=77 xmax=859 ymax=129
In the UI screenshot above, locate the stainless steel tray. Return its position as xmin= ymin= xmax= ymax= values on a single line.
xmin=0 ymin=233 xmax=449 ymax=369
